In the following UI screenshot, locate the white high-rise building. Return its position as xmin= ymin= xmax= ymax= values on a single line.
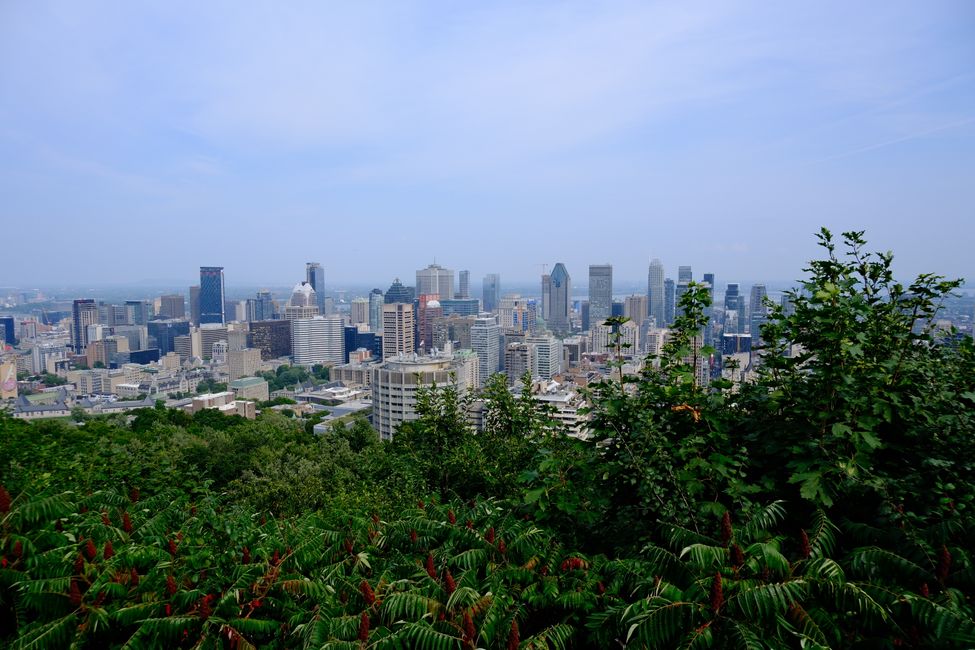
xmin=527 ymin=333 xmax=563 ymax=380
xmin=648 ymin=258 xmax=665 ymax=326
xmin=371 ymin=352 xmax=477 ymax=441
xmin=470 ymin=315 xmax=500 ymax=388
xmin=292 ymin=315 xmax=345 ymax=366
xmin=588 ymin=264 xmax=613 ymax=327
xmin=590 ymin=320 xmax=639 ymax=356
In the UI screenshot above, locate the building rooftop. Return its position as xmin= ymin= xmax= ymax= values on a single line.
xmin=230 ymin=377 xmax=267 ymax=388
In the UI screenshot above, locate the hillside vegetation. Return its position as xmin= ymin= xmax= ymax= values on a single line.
xmin=1 ymin=230 xmax=973 ymax=648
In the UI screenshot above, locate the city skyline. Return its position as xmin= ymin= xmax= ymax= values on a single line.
xmin=1 ymin=2 xmax=973 ymax=286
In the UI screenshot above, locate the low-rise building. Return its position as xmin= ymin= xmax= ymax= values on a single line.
xmin=230 ymin=376 xmax=270 ymax=402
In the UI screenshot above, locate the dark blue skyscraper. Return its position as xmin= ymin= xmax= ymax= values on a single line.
xmin=0 ymin=316 xmax=15 ymax=346
xmin=306 ymin=262 xmax=325 ymax=314
xmin=199 ymin=267 xmax=226 ymax=325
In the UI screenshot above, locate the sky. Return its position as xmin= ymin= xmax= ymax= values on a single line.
xmin=1 ymin=1 xmax=973 ymax=289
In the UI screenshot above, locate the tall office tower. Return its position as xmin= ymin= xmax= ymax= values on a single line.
xmin=675 ymin=265 xmax=692 ymax=318
xmin=580 ymin=301 xmax=590 ymax=332
xmin=780 ymin=292 xmax=796 ymax=318
xmin=482 ymin=273 xmax=500 ymax=313
xmin=749 ymin=284 xmax=769 ymax=342
xmin=199 ymin=267 xmax=226 ymax=325
xmin=527 ymin=333 xmax=562 ymax=380
xmin=588 ymin=264 xmax=613 ymax=327
xmin=159 ymin=294 xmax=185 ymax=320
xmin=255 ymin=290 xmax=275 ymax=321
xmin=624 ymin=294 xmax=648 ymax=324
xmin=541 ymin=263 xmax=571 ymax=334
xmin=416 ymin=263 xmax=454 ymax=301
xmin=647 ymin=258 xmax=665 ymax=326
xmin=457 ymin=270 xmax=470 ymax=299
xmin=724 ymin=283 xmax=743 ymax=334
xmin=0 ymin=316 xmax=16 ymax=346
xmin=504 ymin=343 xmax=533 ymax=385
xmin=248 ymin=320 xmax=292 ymax=360
xmin=368 ymin=289 xmax=384 ymax=331
xmin=71 ymin=299 xmax=99 ymax=352
xmin=350 ymin=298 xmax=369 ymax=325
xmin=471 ymin=315 xmax=501 ymax=388
xmin=664 ymin=278 xmax=676 ymax=326
xmin=306 ymin=262 xmax=326 ymax=315
xmin=382 ymin=302 xmax=415 ymax=359
xmin=384 ymin=278 xmax=415 ymax=304
xmin=189 ymin=286 xmax=201 ymax=325
xmin=702 ymin=273 xmax=716 ymax=347
xmin=125 ymin=300 xmax=150 ymax=326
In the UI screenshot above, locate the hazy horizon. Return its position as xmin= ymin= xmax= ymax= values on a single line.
xmin=2 ymin=2 xmax=973 ymax=287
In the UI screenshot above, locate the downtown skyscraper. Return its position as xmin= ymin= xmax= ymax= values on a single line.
xmin=542 ymin=263 xmax=571 ymax=335
xmin=588 ymin=264 xmax=613 ymax=328
xmin=306 ymin=262 xmax=326 ymax=315
xmin=199 ymin=267 xmax=226 ymax=325
xmin=647 ymin=258 xmax=665 ymax=326
xmin=482 ymin=273 xmax=500 ymax=313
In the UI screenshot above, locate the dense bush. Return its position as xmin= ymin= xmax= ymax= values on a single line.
xmin=1 ymin=230 xmax=973 ymax=647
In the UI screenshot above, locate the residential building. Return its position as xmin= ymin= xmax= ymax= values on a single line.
xmin=527 ymin=333 xmax=562 ymax=379
xmin=382 ymin=302 xmax=415 ymax=359
xmin=292 ymin=315 xmax=344 ymax=366
xmin=350 ymin=298 xmax=369 ymax=325
xmin=471 ymin=315 xmax=501 ymax=388
xmin=371 ymin=352 xmax=477 ymax=441
xmin=624 ymin=294 xmax=648 ymax=324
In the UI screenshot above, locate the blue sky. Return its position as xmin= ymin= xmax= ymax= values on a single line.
xmin=1 ymin=1 xmax=973 ymax=287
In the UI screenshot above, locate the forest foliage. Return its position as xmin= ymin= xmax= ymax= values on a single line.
xmin=1 ymin=230 xmax=973 ymax=648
